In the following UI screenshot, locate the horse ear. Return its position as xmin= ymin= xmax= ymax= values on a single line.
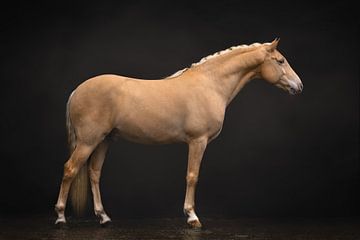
xmin=266 ymin=38 xmax=280 ymax=52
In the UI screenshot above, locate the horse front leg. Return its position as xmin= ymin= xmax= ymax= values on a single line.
xmin=184 ymin=137 xmax=207 ymax=228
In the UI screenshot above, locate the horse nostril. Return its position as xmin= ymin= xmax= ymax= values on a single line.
xmin=299 ymin=83 xmax=303 ymax=91
xmin=289 ymin=87 xmax=296 ymax=95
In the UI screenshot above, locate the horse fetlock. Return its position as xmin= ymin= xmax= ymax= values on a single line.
xmin=186 ymin=211 xmax=201 ymax=228
xmin=55 ymin=205 xmax=66 ymax=225
xmin=184 ymin=201 xmax=196 ymax=210
xmin=95 ymin=208 xmax=104 ymax=216
xmin=184 ymin=208 xmax=201 ymax=228
xmin=183 ymin=206 xmax=194 ymax=214
xmin=95 ymin=210 xmax=111 ymax=224
xmin=184 ymin=206 xmax=198 ymax=220
xmin=55 ymin=204 xmax=65 ymax=214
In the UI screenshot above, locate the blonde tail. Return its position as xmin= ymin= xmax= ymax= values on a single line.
xmin=67 ymin=91 xmax=88 ymax=216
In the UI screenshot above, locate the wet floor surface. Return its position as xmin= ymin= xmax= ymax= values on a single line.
xmin=1 ymin=216 xmax=359 ymax=240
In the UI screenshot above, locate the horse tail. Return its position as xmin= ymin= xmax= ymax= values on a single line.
xmin=67 ymin=91 xmax=88 ymax=216
xmin=66 ymin=91 xmax=76 ymax=154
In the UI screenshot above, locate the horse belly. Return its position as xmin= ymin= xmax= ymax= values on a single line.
xmin=113 ymin=107 xmax=186 ymax=144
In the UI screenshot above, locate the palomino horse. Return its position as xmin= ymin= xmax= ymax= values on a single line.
xmin=55 ymin=39 xmax=303 ymax=228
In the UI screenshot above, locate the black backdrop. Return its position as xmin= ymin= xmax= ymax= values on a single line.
xmin=0 ymin=1 xmax=358 ymax=218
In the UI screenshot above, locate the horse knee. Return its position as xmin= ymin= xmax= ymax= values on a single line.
xmin=186 ymin=173 xmax=198 ymax=185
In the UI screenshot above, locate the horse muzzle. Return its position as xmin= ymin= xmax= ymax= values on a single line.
xmin=288 ymin=80 xmax=303 ymax=95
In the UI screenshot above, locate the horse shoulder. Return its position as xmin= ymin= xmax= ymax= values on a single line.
xmin=183 ymin=92 xmax=226 ymax=140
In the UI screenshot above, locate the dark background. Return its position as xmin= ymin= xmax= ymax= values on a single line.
xmin=0 ymin=1 xmax=358 ymax=218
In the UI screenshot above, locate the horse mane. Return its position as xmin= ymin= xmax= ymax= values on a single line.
xmin=166 ymin=42 xmax=269 ymax=78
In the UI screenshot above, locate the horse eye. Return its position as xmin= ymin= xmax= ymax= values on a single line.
xmin=277 ymin=58 xmax=285 ymax=64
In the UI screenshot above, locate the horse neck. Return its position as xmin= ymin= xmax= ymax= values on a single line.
xmin=192 ymin=47 xmax=266 ymax=106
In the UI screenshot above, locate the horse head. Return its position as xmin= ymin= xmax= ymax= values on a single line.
xmin=259 ymin=38 xmax=303 ymax=95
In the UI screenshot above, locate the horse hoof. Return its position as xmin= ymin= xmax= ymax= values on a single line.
xmin=188 ymin=219 xmax=202 ymax=229
xmin=101 ymin=220 xmax=112 ymax=228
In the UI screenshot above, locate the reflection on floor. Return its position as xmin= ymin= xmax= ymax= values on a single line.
xmin=1 ymin=216 xmax=359 ymax=240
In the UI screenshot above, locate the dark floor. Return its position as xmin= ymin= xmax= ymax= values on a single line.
xmin=0 ymin=216 xmax=359 ymax=240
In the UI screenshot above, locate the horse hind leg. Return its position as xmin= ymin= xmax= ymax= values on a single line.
xmin=88 ymin=140 xmax=111 ymax=225
xmin=54 ymin=143 xmax=96 ymax=224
